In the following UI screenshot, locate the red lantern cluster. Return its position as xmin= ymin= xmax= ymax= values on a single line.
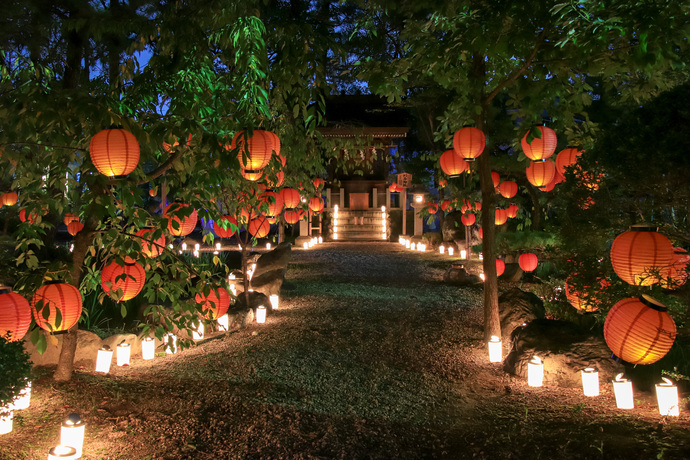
xmin=521 ymin=126 xmax=557 ymax=162
xmin=90 ymin=128 xmax=140 ymax=176
xmin=30 ymin=282 xmax=83 ymax=332
xmin=101 ymin=259 xmax=146 ymax=302
xmin=0 ymin=289 xmax=32 ymax=342
xmin=453 ymin=127 xmax=485 ymax=161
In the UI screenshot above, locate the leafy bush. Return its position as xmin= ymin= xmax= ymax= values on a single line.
xmin=422 ymin=232 xmax=443 ymax=247
xmin=0 ymin=335 xmax=32 ymax=414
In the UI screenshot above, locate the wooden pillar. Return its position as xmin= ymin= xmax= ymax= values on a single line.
xmin=401 ymin=188 xmax=407 ymax=235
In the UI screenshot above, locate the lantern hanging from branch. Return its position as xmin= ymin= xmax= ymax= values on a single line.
xmin=461 ymin=213 xmax=476 ymax=227
xmin=136 ymin=228 xmax=165 ymax=258
xmin=439 ymin=150 xmax=469 ymax=177
xmin=427 ymin=203 xmax=439 ymax=215
xmin=453 ymin=127 xmax=485 ymax=161
xmin=555 ymin=148 xmax=583 ymax=175
xmin=309 ymin=197 xmax=325 ymax=214
xmin=101 ymin=259 xmax=146 ymax=302
xmin=284 ymin=209 xmax=302 ymax=224
xmin=495 ymin=208 xmax=508 ymax=226
xmin=89 ymin=128 xmax=140 ymax=176
xmin=660 ymin=247 xmax=690 ymax=290
xmin=491 ymin=172 xmax=500 ymax=188
xmin=30 ymin=282 xmax=83 ymax=332
xmin=440 ymin=200 xmax=452 ymax=212
xmin=0 ymin=192 xmax=18 ymax=206
xmin=518 ymin=253 xmax=538 ymax=272
xmin=603 ymin=295 xmax=676 ymax=365
xmin=498 ymin=181 xmax=518 ymax=199
xmin=213 ymin=216 xmax=237 ymax=238
xmin=63 ymin=213 xmax=79 ymax=226
xmin=231 ymin=130 xmax=280 ymax=173
xmin=67 ymin=221 xmax=84 ymax=236
xmin=312 ymin=178 xmax=325 ymax=189
xmin=496 ymin=259 xmax=506 ymax=277
xmin=388 ymin=183 xmax=398 ymax=193
xmin=164 ymin=203 xmax=198 ymax=237
xmin=526 ymin=160 xmax=556 ymax=188
xmin=280 ymin=187 xmax=301 ymax=209
xmin=240 ymin=168 xmax=263 ymax=181
xmin=259 ymin=191 xmax=283 ymax=217
xmin=249 ymin=216 xmax=271 ymax=238
xmin=610 ymin=225 xmax=674 ymax=286
xmin=196 ymin=286 xmax=231 ymax=320
xmin=507 ymin=203 xmax=519 ymax=218
xmin=565 ymin=275 xmax=610 ymax=313
xmin=0 ymin=288 xmax=32 ymax=342
xmin=521 ymin=126 xmax=557 ymax=161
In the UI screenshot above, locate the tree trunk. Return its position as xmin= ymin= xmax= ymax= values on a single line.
xmin=525 ymin=183 xmax=542 ymax=231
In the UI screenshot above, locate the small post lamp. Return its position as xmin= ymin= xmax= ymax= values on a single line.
xmin=527 ymin=356 xmax=544 ymax=387
xmin=448 ymin=247 xmax=454 ymax=256
xmin=581 ymin=368 xmax=599 ymax=397
xmin=439 ymin=245 xmax=445 ymax=254
xmin=270 ymin=295 xmax=279 ymax=310
xmin=165 ymin=334 xmax=177 ymax=354
xmin=0 ymin=405 xmax=12 ymax=435
xmin=612 ymin=373 xmax=634 ymax=409
xmin=47 ymin=445 xmax=77 ymax=460
xmin=488 ymin=336 xmax=502 ymax=363
xmin=266 ymin=243 xmax=272 ymax=250
xmin=460 ymin=249 xmax=467 ymax=259
xmin=215 ymin=243 xmax=221 ymax=251
xmin=60 ymin=413 xmax=85 ymax=457
xmin=141 ymin=337 xmax=155 ymax=360
xmin=414 ymin=193 xmax=424 ymax=204
xmin=95 ymin=346 xmax=113 ymax=373
xmin=217 ymin=314 xmax=229 ymax=331
xmin=479 ymin=253 xmax=484 ymax=260
xmin=116 ymin=341 xmax=131 ymax=367
xmin=479 ymin=273 xmax=485 ymax=281
xmin=13 ymin=380 xmax=31 ymax=410
xmin=194 ymin=243 xmax=200 ymax=251
xmin=655 ymin=377 xmax=680 ymax=416
xmin=192 ymin=321 xmax=204 ymax=340
xmin=318 ymin=236 xmax=323 ymax=244
xmin=256 ymin=305 xmax=267 ymax=324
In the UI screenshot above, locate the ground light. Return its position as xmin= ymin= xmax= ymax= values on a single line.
xmin=612 ymin=373 xmax=634 ymax=409
xmin=13 ymin=380 xmax=31 ymax=410
xmin=0 ymin=406 xmax=12 ymax=435
xmin=60 ymin=413 xmax=85 ymax=457
xmin=217 ymin=314 xmax=229 ymax=331
xmin=141 ymin=337 xmax=155 ymax=360
xmin=655 ymin=377 xmax=679 ymax=416
xmin=165 ymin=334 xmax=177 ymax=354
xmin=528 ymin=356 xmax=544 ymax=387
xmin=95 ymin=346 xmax=113 ymax=373
xmin=270 ymin=295 xmax=279 ymax=310
xmin=448 ymin=247 xmax=454 ymax=256
xmin=460 ymin=249 xmax=467 ymax=259
xmin=116 ymin=341 xmax=130 ymax=366
xmin=266 ymin=243 xmax=272 ymax=250
xmin=439 ymin=245 xmax=445 ymax=254
xmin=488 ymin=336 xmax=502 ymax=363
xmin=581 ymin=368 xmax=599 ymax=397
xmin=47 ymin=445 xmax=77 ymax=459
xmin=192 ymin=322 xmax=204 ymax=340
xmin=256 ymin=305 xmax=267 ymax=323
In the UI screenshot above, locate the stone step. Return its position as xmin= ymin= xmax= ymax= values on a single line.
xmin=334 ymin=232 xmax=388 ymax=241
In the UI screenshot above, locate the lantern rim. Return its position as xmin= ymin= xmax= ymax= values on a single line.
xmin=629 ymin=224 xmax=659 ymax=232
xmin=639 ymin=294 xmax=667 ymax=312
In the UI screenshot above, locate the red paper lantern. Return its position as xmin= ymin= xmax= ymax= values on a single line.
xmin=149 ymin=188 xmax=157 ymax=197
xmin=526 ymin=160 xmax=556 ymax=188
xmin=518 ymin=253 xmax=538 ymax=272
xmin=30 ymin=282 xmax=82 ymax=332
xmin=388 ymin=183 xmax=397 ymax=193
xmin=540 ymin=173 xmax=558 ymax=192
xmin=661 ymin=248 xmax=690 ymax=289
xmin=195 ymin=286 xmax=231 ymax=320
xmin=309 ymin=197 xmax=325 ymax=214
xmin=0 ymin=289 xmax=32 ymax=342
xmin=495 ymin=208 xmax=508 ymax=226
xmin=555 ymin=148 xmax=583 ymax=175
xmin=89 ymin=128 xmax=140 ymax=176
xmin=498 ymin=180 xmax=518 ymax=199
xmin=277 ymin=152 xmax=287 ymax=167
xmin=438 ymin=179 xmax=447 ymax=188
xmin=461 ymin=213 xmax=476 ymax=226
xmin=64 ymin=213 xmax=79 ymax=225
xmin=478 ymin=227 xmax=483 ymax=239
xmin=507 ymin=203 xmax=519 ymax=218
xmin=453 ymin=127 xmax=485 ymax=161
xmin=101 ymin=259 xmax=146 ymax=302
xmin=136 ymin=228 xmax=165 ymax=258
xmin=266 ymin=170 xmax=285 ymax=188
xmin=474 ymin=202 xmax=482 ymax=211
xmin=521 ymin=126 xmax=557 ymax=161
xmin=565 ymin=275 xmax=610 ymax=313
xmin=164 ymin=203 xmax=198 ymax=237
xmin=231 ymin=130 xmax=280 ymax=173
xmin=604 ymin=295 xmax=676 ymax=365
xmin=610 ymin=225 xmax=674 ymax=286
xmin=249 ymin=216 xmax=271 ymax=238
xmin=427 ymin=203 xmax=439 ymax=214
xmin=19 ymin=208 xmax=38 ymax=224
xmin=313 ymin=178 xmax=325 ymax=189
xmin=496 ymin=259 xmax=505 ymax=277
xmin=67 ymin=221 xmax=84 ymax=236
xmin=280 ymin=187 xmax=301 ymax=209
xmin=441 ymin=200 xmax=452 ymax=212
xmin=491 ymin=172 xmax=500 ymax=188
xmin=1 ymin=192 xmax=18 ymax=206
xmin=213 ymin=216 xmax=237 ymax=238
xmin=284 ymin=209 xmax=302 ymax=224
xmin=259 ymin=191 xmax=283 ymax=217
xmin=440 ymin=149 xmax=470 ymax=177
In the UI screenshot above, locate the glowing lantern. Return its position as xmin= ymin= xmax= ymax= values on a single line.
xmin=231 ymin=130 xmax=280 ymax=173
xmin=438 ymin=179 xmax=447 ymax=188
xmin=313 ymin=178 xmax=325 ymax=189
xmin=388 ymin=183 xmax=398 ymax=193
xmin=0 ymin=288 xmax=32 ymax=342
xmin=240 ymin=168 xmax=263 ymax=181
xmin=19 ymin=208 xmax=36 ymax=224
xmin=495 ymin=208 xmax=508 ymax=226
xmin=603 ymin=295 xmax=676 ymax=365
xmin=461 ymin=213 xmax=476 ymax=226
xmin=540 ymin=172 xmax=558 ymax=192
xmin=555 ymin=148 xmax=583 ymax=175
xmin=12 ymin=380 xmax=31 ymax=410
xmin=439 ymin=150 xmax=469 ymax=176
xmin=259 ymin=191 xmax=283 ymax=217
xmin=116 ymin=341 xmax=131 ymax=366
xmin=427 ymin=203 xmax=439 ymax=214
xmin=67 ymin=221 xmax=84 ymax=236
xmin=491 ymin=172 xmax=500 ymax=188
xmin=507 ymin=203 xmax=519 ymax=218
xmin=30 ymin=282 xmax=82 ymax=332
xmin=474 ymin=201 xmax=482 ymax=211
xmin=488 ymin=336 xmax=502 ymax=363
xmin=89 ymin=128 xmax=140 ymax=176
xmin=0 ymin=406 xmax=12 ymax=435
xmin=498 ymin=181 xmax=518 ymax=199
xmin=270 ymin=295 xmax=279 ymax=310
xmin=47 ymin=445 xmax=77 ymax=459
xmin=95 ymin=346 xmax=113 ymax=373
xmin=60 ymin=413 xmax=85 ymax=457
xmin=309 ymin=197 xmax=325 ymax=214
xmin=581 ymin=368 xmax=599 ymax=397
xmin=526 ymin=160 xmax=556 ymax=188
xmin=527 ymin=356 xmax=544 ymax=387
xmin=496 ymin=259 xmax=505 ymax=277
xmin=612 ymin=373 xmax=634 ymax=409
xmin=284 ymin=209 xmax=302 ymax=224
xmin=249 ymin=216 xmax=271 ymax=238
xmin=655 ymin=377 xmax=679 ymax=416
xmin=280 ymin=187 xmax=301 ymax=209
xmin=610 ymin=225 xmax=674 ymax=286
xmin=63 ymin=214 xmax=78 ymax=226
xmin=164 ymin=203 xmax=198 ymax=237
xmin=256 ymin=305 xmax=267 ymax=323
xmin=213 ymin=216 xmax=237 ymax=238
xmin=0 ymin=192 xmax=18 ymax=206
xmin=440 ymin=200 xmax=452 ymax=212
xmin=518 ymin=253 xmax=538 ymax=272
xmin=136 ymin=228 xmax=165 ymax=258
xmin=521 ymin=126 xmax=557 ymax=161
xmin=101 ymin=259 xmax=146 ymax=301
xmin=164 ymin=334 xmax=177 ymax=354
xmin=661 ymin=247 xmax=690 ymax=289
xmin=452 ymin=126 xmax=485 ymax=161
xmin=149 ymin=188 xmax=156 ymax=197
xmin=141 ymin=337 xmax=155 ymax=360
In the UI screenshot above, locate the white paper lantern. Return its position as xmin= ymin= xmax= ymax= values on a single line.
xmin=527 ymin=356 xmax=544 ymax=387
xmin=116 ymin=342 xmax=131 ymax=367
xmin=192 ymin=322 xmax=204 ymax=340
xmin=318 ymin=236 xmax=323 ymax=244
xmin=13 ymin=380 xmax=31 ymax=410
xmin=460 ymin=249 xmax=467 ymax=259
xmin=47 ymin=445 xmax=77 ymax=459
xmin=581 ymin=368 xmax=599 ymax=397
xmin=95 ymin=346 xmax=113 ymax=373
xmin=256 ymin=305 xmax=267 ymax=324
xmin=60 ymin=413 xmax=85 ymax=457
xmin=656 ymin=377 xmax=680 ymax=416
xmin=439 ymin=245 xmax=445 ymax=254
xmin=270 ymin=295 xmax=279 ymax=310
xmin=266 ymin=243 xmax=272 ymax=250
xmin=141 ymin=337 xmax=155 ymax=360
xmin=303 ymin=242 xmax=308 ymax=249
xmin=488 ymin=336 xmax=502 ymax=363
xmin=612 ymin=373 xmax=634 ymax=409
xmin=165 ymin=334 xmax=177 ymax=354
xmin=448 ymin=247 xmax=454 ymax=256
xmin=0 ymin=406 xmax=12 ymax=435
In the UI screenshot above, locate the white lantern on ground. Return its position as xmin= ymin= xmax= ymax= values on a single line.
xmin=181 ymin=242 xmax=187 ymax=251
xmin=141 ymin=337 xmax=155 ymax=360
xmin=215 ymin=243 xmax=221 ymax=251
xmin=192 ymin=322 xmax=204 ymax=340
xmin=439 ymin=245 xmax=445 ymax=254
xmin=411 ymin=243 xmax=416 ymax=250
xmin=612 ymin=373 xmax=634 ymax=409
xmin=60 ymin=413 xmax=85 ymax=457
xmin=266 ymin=243 xmax=271 ymax=250
xmin=116 ymin=342 xmax=131 ymax=367
xmin=303 ymin=242 xmax=308 ymax=249
xmin=581 ymin=368 xmax=599 ymax=397
xmin=479 ymin=253 xmax=484 ymax=260
xmin=165 ymin=334 xmax=177 ymax=354
xmin=488 ymin=336 xmax=502 ymax=363
xmin=194 ymin=243 xmax=200 ymax=251
xmin=460 ymin=249 xmax=467 ymax=259
xmin=13 ymin=380 xmax=31 ymax=410
xmin=256 ymin=305 xmax=266 ymax=324
xmin=527 ymin=356 xmax=544 ymax=387
xmin=95 ymin=346 xmax=113 ymax=373
xmin=47 ymin=445 xmax=77 ymax=459
xmin=656 ymin=377 xmax=680 ymax=416
xmin=318 ymin=236 xmax=323 ymax=244
xmin=405 ymin=240 xmax=411 ymax=249
xmin=448 ymin=247 xmax=454 ymax=256
xmin=270 ymin=295 xmax=279 ymax=310
xmin=0 ymin=406 xmax=12 ymax=435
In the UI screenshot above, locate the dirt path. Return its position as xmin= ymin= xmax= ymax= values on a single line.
xmin=2 ymin=242 xmax=690 ymax=459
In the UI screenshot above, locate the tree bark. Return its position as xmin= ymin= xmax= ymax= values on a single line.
xmin=525 ymin=183 xmax=542 ymax=231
